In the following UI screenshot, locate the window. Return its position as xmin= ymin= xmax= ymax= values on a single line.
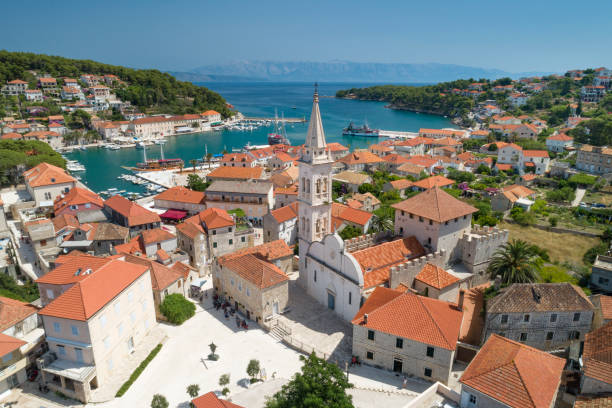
xmin=419 ymin=217 xmax=423 ymax=222
xmin=546 ymin=332 xmax=554 ymax=340
xmin=246 ymin=287 xmax=250 ymax=297
xmin=53 ymin=322 xmax=61 ymax=333
xmin=568 ymin=331 xmax=580 ymax=340
xmin=367 ymin=330 xmax=375 ymax=341
xmin=501 ymin=314 xmax=508 ymax=324
xmin=426 ymin=346 xmax=435 ymax=357
xmin=71 ymin=325 xmax=79 ymax=336
xmin=231 ymin=279 xmax=234 ymax=286
xmin=520 ymin=333 xmax=528 ymax=342
xmin=523 ymin=314 xmax=530 ymax=322
xmin=104 ymin=336 xmax=110 ymax=350
xmin=238 ymin=282 xmax=242 ymax=291
xmin=241 ymin=236 xmax=245 ymax=242
xmin=75 ymin=348 xmax=83 ymax=363
xmin=550 ymin=313 xmax=557 ymax=323
xmin=573 ymin=312 xmax=580 ymax=322
xmin=212 ymin=230 xmax=216 ymax=235
xmin=424 ymin=368 xmax=432 ymax=377
xmin=46 ymin=289 xmax=54 ymax=299
xmin=229 ymin=239 xmax=233 ymax=245
xmin=599 ymin=277 xmax=610 ymax=285
xmin=228 ymin=227 xmax=232 ymax=233
xmin=366 ymin=351 xmax=373 ymax=360
xmin=57 ymin=345 xmax=66 ymax=356
xmin=469 ymin=394 xmax=477 ymax=404
xmin=314 ymin=270 xmax=317 ymax=282
xmin=409 ymin=213 xmax=413 ymax=219
xmin=396 ymin=338 xmax=403 ymax=349
xmin=348 ymin=292 xmax=352 ymax=305
xmin=213 ymin=242 xmax=217 ymax=248
xmin=2 ymin=353 xmax=12 ymax=363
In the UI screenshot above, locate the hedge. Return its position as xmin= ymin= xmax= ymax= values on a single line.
xmin=116 ymin=344 xmax=163 ymax=397
xmin=159 ymin=294 xmax=195 ymax=324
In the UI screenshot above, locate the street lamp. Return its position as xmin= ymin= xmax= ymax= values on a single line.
xmin=345 ymin=361 xmax=349 ymax=381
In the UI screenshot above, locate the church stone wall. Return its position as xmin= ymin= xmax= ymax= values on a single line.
xmin=389 ymin=250 xmax=446 ymax=290
xmin=459 ymin=226 xmax=508 ymax=284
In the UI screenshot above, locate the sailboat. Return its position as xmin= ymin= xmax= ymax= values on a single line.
xmin=268 ymin=109 xmax=290 ymax=145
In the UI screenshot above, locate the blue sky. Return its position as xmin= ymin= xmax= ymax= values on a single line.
xmin=1 ymin=0 xmax=611 ymax=73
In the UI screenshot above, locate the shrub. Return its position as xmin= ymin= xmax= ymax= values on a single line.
xmin=208 ymin=342 xmax=219 ymax=360
xmin=247 ymin=359 xmax=260 ymax=380
xmin=159 ymin=294 xmax=195 ymax=325
xmin=549 ymin=216 xmax=559 ymax=227
xmin=151 ymin=394 xmax=169 ymax=408
xmin=116 ymin=344 xmax=163 ymax=397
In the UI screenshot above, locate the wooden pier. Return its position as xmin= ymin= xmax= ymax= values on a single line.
xmin=242 ymin=116 xmax=306 ymax=123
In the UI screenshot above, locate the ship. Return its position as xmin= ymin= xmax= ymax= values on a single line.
xmin=128 ymin=158 xmax=184 ymax=172
xmin=268 ymin=109 xmax=290 ymax=145
xmin=342 ymin=121 xmax=380 ymax=137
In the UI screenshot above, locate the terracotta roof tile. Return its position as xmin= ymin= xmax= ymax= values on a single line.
xmin=326 ymin=142 xmax=348 ymax=152
xmin=220 ymin=253 xmax=288 ymax=289
xmin=192 ymin=391 xmax=245 ymax=408
xmin=39 ymin=259 xmax=149 ymax=321
xmin=141 ymin=228 xmax=176 ymax=245
xmin=337 ymin=151 xmax=383 ymax=165
xmin=52 ymin=213 xmax=79 ymax=232
xmin=392 ymin=187 xmax=477 ymax=223
xmin=53 ymin=187 xmax=103 ymax=214
xmin=104 ymin=195 xmax=161 ymax=226
xmin=185 ymin=208 xmax=235 ymax=230
xmin=176 ymin=221 xmax=205 ymax=239
xmin=351 ymin=237 xmax=426 ymax=288
xmin=270 ymin=202 xmax=298 ymax=223
xmin=460 ymin=334 xmax=565 ymax=408
xmin=412 ymin=175 xmax=454 ymax=190
xmin=331 ymin=203 xmax=372 ymax=227
xmin=583 ymin=321 xmax=612 ymax=385
xmin=123 ymin=255 xmax=182 ymax=291
xmin=220 ymin=240 xmax=292 ymax=263
xmin=154 ymin=186 xmax=205 ymax=205
xmin=206 ymin=166 xmax=264 ymax=180
xmin=352 ymin=287 xmax=463 ymax=350
xmin=414 ymin=263 xmax=460 ymax=290
xmin=574 ymin=395 xmax=612 ymax=408
xmin=220 ymin=153 xmax=254 ymax=164
xmin=0 ymin=333 xmax=26 ymax=358
xmin=486 ymin=283 xmax=594 ymax=314
xmin=0 ymin=297 xmax=38 ymax=332
xmin=389 ymin=179 xmax=414 ymax=190
xmin=37 ymin=255 xmax=112 ymax=285
xmin=599 ymin=295 xmax=612 ymax=320
xmin=23 ymin=162 xmax=75 ymax=188
xmin=382 ymin=153 xmax=409 ymax=165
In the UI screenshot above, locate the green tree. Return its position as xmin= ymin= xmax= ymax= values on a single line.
xmin=370 ymin=212 xmax=393 ymax=233
xmin=159 ymin=294 xmax=195 ymax=324
xmin=265 ymin=353 xmax=353 ymax=408
xmin=151 ymin=394 xmax=169 ymax=408
xmin=209 ymin=342 xmax=218 ymax=360
xmin=187 ymin=384 xmax=200 ymax=401
xmin=186 ymin=174 xmax=210 ymax=192
xmin=488 ymin=239 xmax=542 ymax=285
xmin=338 ymin=225 xmax=362 ymax=240
xmin=247 ymin=359 xmax=261 ymax=382
xmin=219 ymin=374 xmax=230 ymax=396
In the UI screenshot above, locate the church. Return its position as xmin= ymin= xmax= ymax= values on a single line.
xmin=297 ymin=86 xmax=508 ymax=322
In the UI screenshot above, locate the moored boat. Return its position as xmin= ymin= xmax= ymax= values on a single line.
xmin=342 ymin=121 xmax=380 ymax=137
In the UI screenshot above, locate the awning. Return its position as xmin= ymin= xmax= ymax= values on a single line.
xmin=160 ymin=209 xmax=187 ymax=220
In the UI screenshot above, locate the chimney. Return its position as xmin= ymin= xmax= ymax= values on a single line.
xmin=363 ymin=313 xmax=368 ymax=324
xmin=494 ymin=275 xmax=502 ymax=290
xmin=457 ymin=289 xmax=465 ymax=311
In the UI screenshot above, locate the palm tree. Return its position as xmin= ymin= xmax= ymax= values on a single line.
xmin=205 ymin=152 xmax=213 ymax=169
xmin=488 ymin=239 xmax=542 ymax=285
xmin=189 ymin=159 xmax=197 ymax=173
xmin=370 ymin=212 xmax=393 ymax=233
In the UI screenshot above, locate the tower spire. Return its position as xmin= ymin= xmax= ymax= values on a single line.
xmin=305 ymin=82 xmax=326 ymax=151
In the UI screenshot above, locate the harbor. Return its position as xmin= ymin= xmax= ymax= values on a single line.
xmin=65 ymin=82 xmax=453 ymax=195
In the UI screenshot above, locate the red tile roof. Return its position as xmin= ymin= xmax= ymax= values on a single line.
xmin=192 ymin=392 xmax=244 ymax=408
xmin=351 ymin=237 xmax=426 ymax=288
xmin=392 ymin=186 xmax=477 ymax=223
xmin=52 ymin=213 xmax=80 ymax=232
xmin=389 ymin=179 xmax=413 ymax=190
xmin=1 ymin=132 xmax=22 ymax=140
xmin=104 ymin=195 xmax=161 ymax=226
xmin=186 ymin=208 xmax=235 ymax=230
xmin=23 ymin=162 xmax=75 ymax=188
xmin=337 ymin=151 xmax=383 ymax=165
xmin=220 ymin=153 xmax=254 ymax=164
xmin=382 ymin=153 xmax=409 ymax=165
xmin=206 ymin=166 xmax=264 ymax=180
xmin=574 ymin=395 xmax=612 ymax=408
xmin=37 ymin=255 xmax=113 ymax=285
xmin=326 ymin=142 xmax=348 ymax=152
xmin=270 ymin=202 xmax=298 ymax=223
xmin=0 ymin=333 xmax=26 ymax=358
xmin=547 ymin=133 xmax=573 ymax=141
xmin=522 ymin=150 xmax=549 ymax=158
xmin=414 ymin=263 xmax=460 ymax=290
xmin=39 ymin=259 xmax=149 ymax=321
xmin=412 ymin=175 xmax=454 ymax=190
xmin=460 ymin=334 xmax=564 ymax=408
xmin=406 ymin=155 xmax=439 ymax=167
xmin=220 ymin=240 xmax=293 ymax=263
xmin=154 ymin=186 xmax=205 ymax=205
xmin=352 ymin=287 xmax=463 ymax=350
xmin=141 ymin=228 xmax=175 ymax=245
xmin=53 ymin=187 xmax=103 ymax=214
xmin=331 ymin=203 xmax=372 ymax=227
xmin=0 ymin=297 xmax=38 ymax=332
xmin=123 ymin=254 xmax=183 ymax=291
xmin=599 ymin=295 xmax=612 ymax=320
xmin=495 ymin=163 xmax=513 ymax=171
xmin=220 ymin=253 xmax=289 ymax=289
xmin=176 ymin=221 xmax=205 ymax=240
xmin=583 ymin=321 xmax=612 ymax=385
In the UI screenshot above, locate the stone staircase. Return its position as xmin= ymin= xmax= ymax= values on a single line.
xmin=268 ymin=322 xmax=290 ymax=342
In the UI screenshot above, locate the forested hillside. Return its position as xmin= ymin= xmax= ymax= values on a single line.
xmin=0 ymin=50 xmax=231 ymax=116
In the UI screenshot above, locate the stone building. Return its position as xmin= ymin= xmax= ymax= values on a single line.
xmin=37 ymin=258 xmax=156 ymax=403
xmin=212 ymin=240 xmax=293 ymax=322
xmin=580 ymin=321 xmax=612 ymax=394
xmin=103 ymin=195 xmax=161 ymax=237
xmin=153 ymin=186 xmax=206 ymax=215
xmin=591 ymin=254 xmax=612 ymax=293
xmin=482 ymin=282 xmax=595 ymax=351
xmin=576 ymin=145 xmax=612 ymax=174
xmin=204 ymin=180 xmax=274 ymax=226
xmin=459 ymin=334 xmax=564 ymax=408
xmin=23 ymin=163 xmax=77 ymax=205
xmin=263 ymin=201 xmax=299 ymax=246
xmin=352 ymin=287 xmax=463 ymax=384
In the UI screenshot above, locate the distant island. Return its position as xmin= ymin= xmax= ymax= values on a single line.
xmin=178 ymin=60 xmax=549 ymax=83
xmin=0 ymin=50 xmax=231 ymax=117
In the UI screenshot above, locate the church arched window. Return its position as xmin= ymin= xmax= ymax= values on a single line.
xmin=301 ymin=178 xmax=306 ymax=192
xmin=316 ymin=179 xmax=321 ymax=194
xmin=306 ymin=180 xmax=311 ymax=194
xmin=322 ymin=177 xmax=328 ymax=193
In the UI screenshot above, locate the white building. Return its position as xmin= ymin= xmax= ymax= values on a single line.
xmin=546 ymin=133 xmax=573 ymax=152
xmin=2 ymin=79 xmax=28 ymax=96
xmin=25 ymin=89 xmax=43 ymax=101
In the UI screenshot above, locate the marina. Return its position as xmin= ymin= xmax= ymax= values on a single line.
xmin=65 ymin=82 xmax=453 ymax=195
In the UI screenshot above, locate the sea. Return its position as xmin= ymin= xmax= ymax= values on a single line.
xmin=65 ymin=82 xmax=453 ymax=195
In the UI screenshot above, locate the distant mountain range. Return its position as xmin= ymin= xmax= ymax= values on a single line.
xmin=169 ymin=61 xmax=551 ymax=83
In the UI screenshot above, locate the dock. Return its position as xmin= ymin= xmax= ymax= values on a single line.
xmin=242 ymin=116 xmax=306 ymax=123
xmin=379 ymin=130 xmax=419 ymax=139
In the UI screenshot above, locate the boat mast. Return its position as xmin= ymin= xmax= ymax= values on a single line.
xmin=143 ymin=143 xmax=147 ymax=162
xmin=160 ymin=143 xmax=164 ymax=160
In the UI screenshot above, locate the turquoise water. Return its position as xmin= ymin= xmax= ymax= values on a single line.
xmin=66 ymin=82 xmax=452 ymax=194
